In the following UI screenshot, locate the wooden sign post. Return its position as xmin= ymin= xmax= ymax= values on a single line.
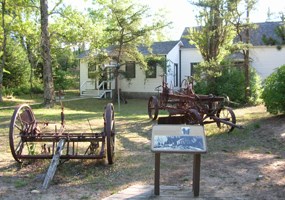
xmin=151 ymin=124 xmax=207 ymax=197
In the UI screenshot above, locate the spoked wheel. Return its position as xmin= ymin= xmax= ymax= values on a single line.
xmin=9 ymin=104 xmax=36 ymax=163
xmin=185 ymin=109 xmax=202 ymax=125
xmin=216 ymin=107 xmax=236 ymax=133
xmin=104 ymin=103 xmax=115 ymax=164
xmin=148 ymin=96 xmax=159 ymax=120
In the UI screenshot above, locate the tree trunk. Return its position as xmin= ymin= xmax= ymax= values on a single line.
xmin=20 ymin=37 xmax=37 ymax=97
xmin=113 ymin=68 xmax=118 ymax=103
xmin=244 ymin=3 xmax=250 ymax=102
xmin=40 ymin=0 xmax=54 ymax=107
xmin=0 ymin=0 xmax=7 ymax=102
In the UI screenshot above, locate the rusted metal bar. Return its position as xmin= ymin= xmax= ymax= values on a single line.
xmin=17 ymin=154 xmax=105 ymax=159
xmin=22 ymin=136 xmax=104 ymax=142
xmin=211 ymin=116 xmax=244 ymax=129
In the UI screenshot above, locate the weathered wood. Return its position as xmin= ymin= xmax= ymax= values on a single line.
xmin=193 ymin=154 xmax=201 ymax=197
xmin=42 ymin=139 xmax=65 ymax=190
xmin=154 ymin=153 xmax=160 ymax=195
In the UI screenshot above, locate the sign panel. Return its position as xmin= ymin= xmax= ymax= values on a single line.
xmin=151 ymin=125 xmax=207 ymax=153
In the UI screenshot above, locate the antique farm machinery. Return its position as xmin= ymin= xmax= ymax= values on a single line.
xmin=9 ymin=103 xmax=115 ymax=165
xmin=148 ymin=75 xmax=242 ymax=133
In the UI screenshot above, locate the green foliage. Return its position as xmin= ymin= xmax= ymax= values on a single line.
xmin=187 ymin=0 xmax=237 ymax=64
xmin=54 ymin=69 xmax=74 ymax=91
xmin=216 ymin=66 xmax=246 ymax=104
xmin=262 ymin=65 xmax=285 ymax=114
xmin=2 ymin=87 xmax=13 ymax=97
xmin=145 ymin=56 xmax=166 ymax=74
xmin=94 ymin=0 xmax=170 ymax=68
xmin=249 ymin=68 xmax=263 ymax=105
xmin=2 ymin=39 xmax=30 ymax=88
xmin=194 ymin=65 xmax=262 ymax=105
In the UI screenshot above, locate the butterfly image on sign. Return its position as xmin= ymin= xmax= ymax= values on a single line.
xmin=181 ymin=127 xmax=190 ymax=135
xmin=151 ymin=125 xmax=207 ymax=153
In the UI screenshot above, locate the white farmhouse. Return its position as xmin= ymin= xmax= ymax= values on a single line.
xmin=79 ymin=41 xmax=183 ymax=98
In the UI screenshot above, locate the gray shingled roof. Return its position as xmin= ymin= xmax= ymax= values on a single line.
xmin=180 ymin=21 xmax=282 ymax=48
xmin=139 ymin=40 xmax=181 ymax=55
xmin=78 ymin=40 xmax=180 ymax=59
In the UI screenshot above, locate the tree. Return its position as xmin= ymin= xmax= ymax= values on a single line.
xmin=230 ymin=0 xmax=257 ymax=102
xmin=186 ymin=0 xmax=237 ymax=84
xmin=40 ymin=0 xmax=54 ymax=107
xmin=94 ymin=0 xmax=170 ymax=103
xmin=187 ymin=0 xmax=258 ymax=102
xmin=0 ymin=0 xmax=8 ymax=102
xmin=0 ymin=0 xmax=103 ymax=102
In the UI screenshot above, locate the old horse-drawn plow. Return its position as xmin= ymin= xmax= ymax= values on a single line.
xmin=9 ymin=103 xmax=115 ymax=164
xmin=148 ymin=75 xmax=242 ymax=133
xmin=9 ymin=102 xmax=115 ymax=189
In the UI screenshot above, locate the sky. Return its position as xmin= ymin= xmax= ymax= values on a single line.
xmin=67 ymin=0 xmax=285 ymax=40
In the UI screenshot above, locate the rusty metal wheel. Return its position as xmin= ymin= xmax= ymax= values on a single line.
xmin=104 ymin=103 xmax=115 ymax=164
xmin=148 ymin=96 xmax=159 ymax=120
xmin=186 ymin=109 xmax=202 ymax=125
xmin=9 ymin=104 xmax=36 ymax=163
xmin=216 ymin=107 xmax=236 ymax=133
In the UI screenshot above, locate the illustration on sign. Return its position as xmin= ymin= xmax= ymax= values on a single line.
xmin=153 ymin=135 xmax=205 ymax=151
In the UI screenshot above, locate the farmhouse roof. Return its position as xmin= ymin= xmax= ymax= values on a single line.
xmin=78 ymin=40 xmax=181 ymax=59
xmin=138 ymin=40 xmax=181 ymax=55
xmin=180 ymin=21 xmax=282 ymax=48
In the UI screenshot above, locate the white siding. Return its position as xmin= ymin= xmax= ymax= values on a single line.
xmin=166 ymin=42 xmax=182 ymax=89
xmin=180 ymin=48 xmax=203 ymax=80
xmin=120 ymin=64 xmax=164 ymax=93
xmin=250 ymin=46 xmax=285 ymax=79
xmin=79 ymin=60 xmax=96 ymax=92
xmin=119 ymin=41 xmax=182 ymax=93
xmin=79 ymin=59 xmax=88 ymax=87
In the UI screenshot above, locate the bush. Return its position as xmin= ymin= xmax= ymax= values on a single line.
xmin=54 ymin=69 xmax=75 ymax=90
xmin=249 ymin=68 xmax=263 ymax=105
xmin=194 ymin=65 xmax=262 ymax=105
xmin=216 ymin=66 xmax=246 ymax=104
xmin=262 ymin=65 xmax=285 ymax=114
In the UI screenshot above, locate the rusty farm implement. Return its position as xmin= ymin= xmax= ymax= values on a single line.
xmin=148 ymin=75 xmax=242 ymax=133
xmin=9 ymin=102 xmax=115 ymax=189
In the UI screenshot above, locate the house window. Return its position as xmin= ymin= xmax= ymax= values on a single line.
xmin=88 ymin=61 xmax=97 ymax=79
xmin=174 ymin=63 xmax=178 ymax=87
xmin=190 ymin=62 xmax=199 ymax=76
xmin=146 ymin=62 xmax=157 ymax=78
xmin=126 ymin=61 xmax=136 ymax=78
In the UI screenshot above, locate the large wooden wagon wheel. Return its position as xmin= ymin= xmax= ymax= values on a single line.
xmin=216 ymin=107 xmax=236 ymax=133
xmin=148 ymin=96 xmax=159 ymax=120
xmin=104 ymin=103 xmax=115 ymax=164
xmin=9 ymin=104 xmax=36 ymax=163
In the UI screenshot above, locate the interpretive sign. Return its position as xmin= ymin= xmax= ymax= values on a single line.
xmin=151 ymin=125 xmax=206 ymax=153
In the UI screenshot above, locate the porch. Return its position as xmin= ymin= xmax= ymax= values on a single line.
xmin=80 ymin=80 xmax=113 ymax=99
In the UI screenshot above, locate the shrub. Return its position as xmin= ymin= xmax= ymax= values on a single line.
xmin=216 ymin=66 xmax=246 ymax=104
xmin=262 ymin=65 xmax=285 ymax=114
xmin=194 ymin=65 xmax=262 ymax=105
xmin=54 ymin=69 xmax=75 ymax=90
xmin=249 ymin=68 xmax=263 ymax=105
